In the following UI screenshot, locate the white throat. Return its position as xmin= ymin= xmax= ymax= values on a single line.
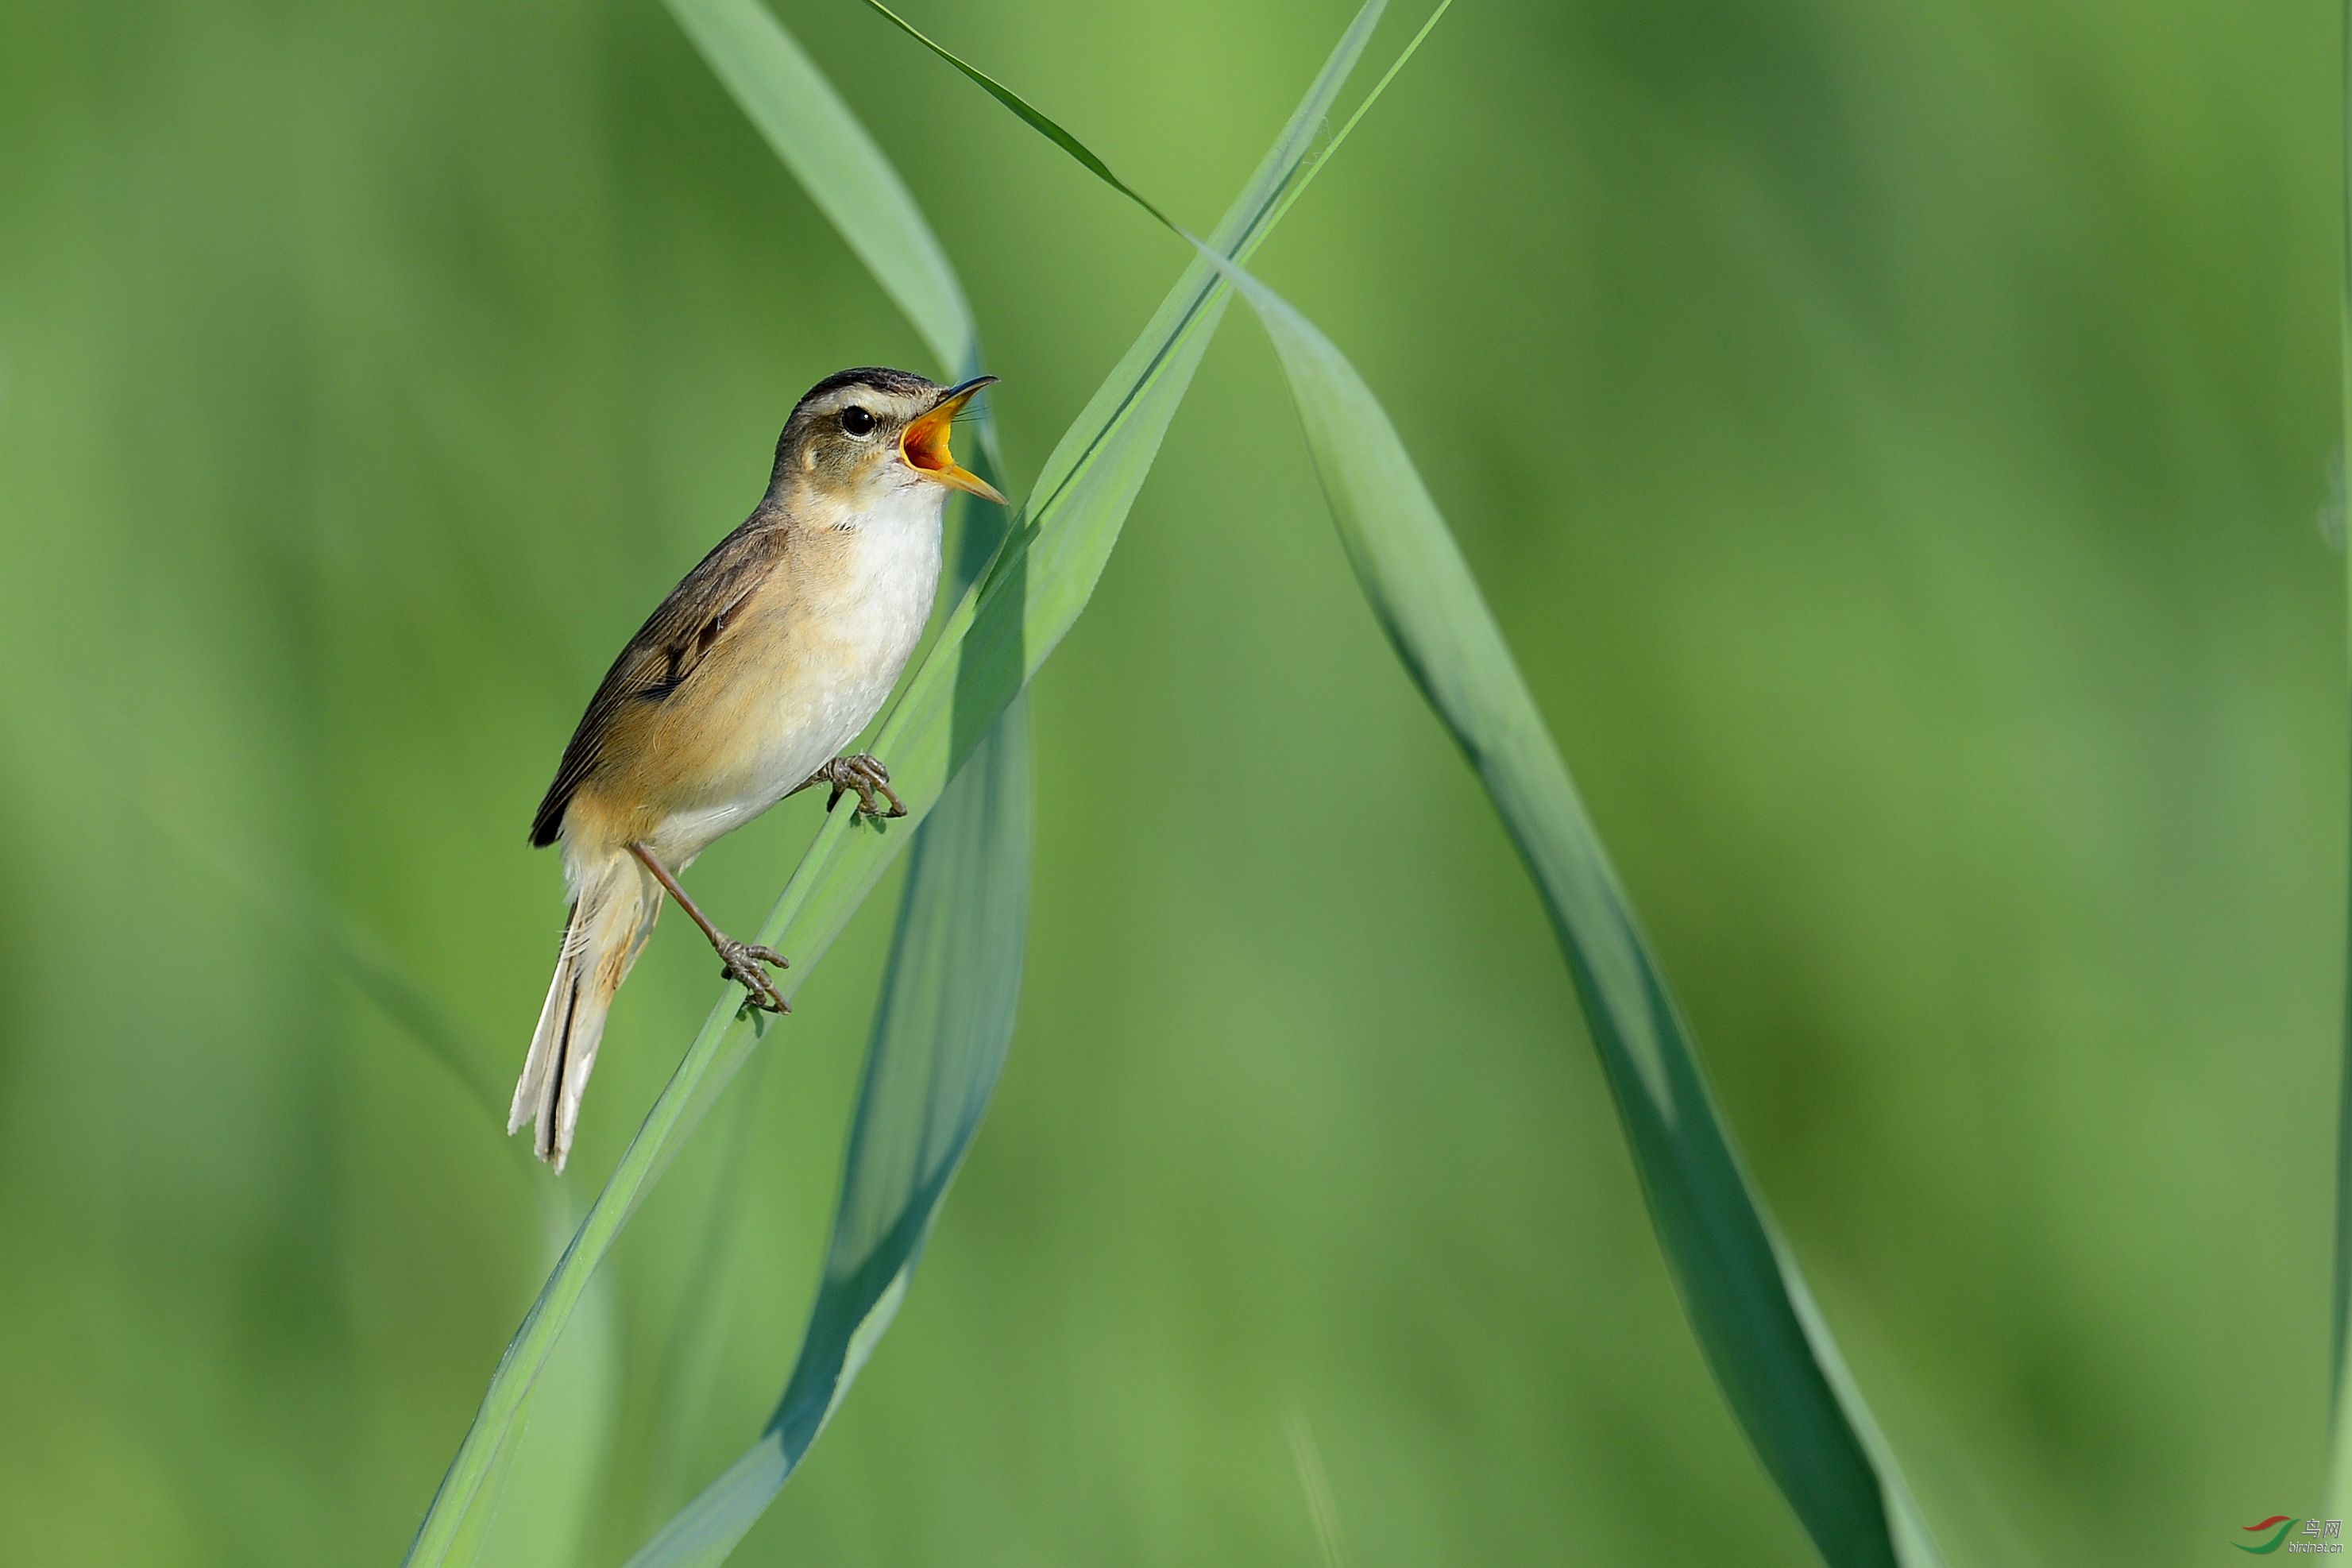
xmin=821 ymin=473 xmax=947 ymax=709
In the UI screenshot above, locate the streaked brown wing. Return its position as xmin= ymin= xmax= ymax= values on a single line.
xmin=529 ymin=518 xmax=782 ymax=847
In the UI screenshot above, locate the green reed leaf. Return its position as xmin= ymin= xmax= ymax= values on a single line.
xmin=845 ymin=2 xmax=1945 ymax=1554
xmin=1199 ymin=245 xmax=1945 ymax=1568
xmin=853 ymin=0 xmax=1172 ymax=228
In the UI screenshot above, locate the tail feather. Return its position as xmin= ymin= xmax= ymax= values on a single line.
xmin=510 ymin=854 xmax=659 ymax=1172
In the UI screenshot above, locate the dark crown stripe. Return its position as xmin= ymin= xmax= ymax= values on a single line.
xmin=792 ymin=366 xmax=937 ymax=413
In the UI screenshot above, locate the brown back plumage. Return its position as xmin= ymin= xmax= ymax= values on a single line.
xmin=529 ymin=515 xmax=785 ymax=847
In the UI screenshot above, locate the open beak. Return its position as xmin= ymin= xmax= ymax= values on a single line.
xmin=900 ymin=376 xmax=1006 ymax=505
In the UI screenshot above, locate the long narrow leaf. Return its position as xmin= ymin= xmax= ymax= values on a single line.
xmin=400 ymin=6 xmax=1389 ymax=1560
xmin=857 ymin=6 xmax=1945 ymax=1557
xmin=852 ymin=0 xmax=1453 ymax=263
xmin=1204 ymin=252 xmax=1944 ymax=1567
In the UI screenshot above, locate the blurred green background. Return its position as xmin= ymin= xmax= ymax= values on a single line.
xmin=0 ymin=0 xmax=2338 ymax=1562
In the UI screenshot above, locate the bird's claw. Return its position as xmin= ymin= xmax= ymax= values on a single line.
xmin=717 ymin=938 xmax=789 ymax=1014
xmin=813 ymin=754 xmax=906 ymax=819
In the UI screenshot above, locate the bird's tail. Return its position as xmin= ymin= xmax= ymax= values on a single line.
xmin=508 ymin=851 xmax=662 ymax=1172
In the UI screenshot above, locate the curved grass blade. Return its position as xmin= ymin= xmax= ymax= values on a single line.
xmin=400 ymin=6 xmax=1388 ymax=1561
xmin=854 ymin=0 xmax=1172 ymax=229
xmin=862 ymin=10 xmax=1943 ymax=1553
xmin=1199 ymin=247 xmax=1943 ymax=1568
xmin=856 ymin=0 xmax=1451 ymax=260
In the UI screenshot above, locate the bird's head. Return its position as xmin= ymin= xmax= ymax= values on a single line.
xmin=769 ymin=367 xmax=1005 ymax=512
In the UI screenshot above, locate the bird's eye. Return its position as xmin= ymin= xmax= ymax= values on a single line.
xmin=840 ymin=406 xmax=877 ymax=437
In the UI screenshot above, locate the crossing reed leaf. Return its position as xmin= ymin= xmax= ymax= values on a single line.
xmin=854 ymin=0 xmax=1171 ymax=228
xmin=858 ymin=4 xmax=1948 ymax=1559
xmin=1206 ymin=250 xmax=1945 ymax=1568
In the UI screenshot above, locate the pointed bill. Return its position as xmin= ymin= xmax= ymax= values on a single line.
xmin=902 ymin=376 xmax=1004 ymax=503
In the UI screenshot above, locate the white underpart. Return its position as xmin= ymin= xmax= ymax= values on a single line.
xmin=655 ymin=469 xmax=946 ymax=864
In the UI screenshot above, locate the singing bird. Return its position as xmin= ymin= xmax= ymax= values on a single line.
xmin=511 ymin=367 xmax=1003 ymax=1171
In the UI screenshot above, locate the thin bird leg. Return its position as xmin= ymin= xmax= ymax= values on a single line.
xmin=628 ymin=843 xmax=790 ymax=1014
xmin=790 ymin=753 xmax=907 ymax=818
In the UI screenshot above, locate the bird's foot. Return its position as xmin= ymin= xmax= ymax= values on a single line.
xmin=809 ymin=753 xmax=906 ymax=819
xmin=716 ymin=937 xmax=790 ymax=1014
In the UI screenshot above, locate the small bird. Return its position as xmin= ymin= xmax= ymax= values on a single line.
xmin=511 ymin=367 xmax=1003 ymax=1171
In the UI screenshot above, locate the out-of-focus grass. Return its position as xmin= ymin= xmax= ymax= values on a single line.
xmin=0 ymin=0 xmax=2338 ymax=1563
